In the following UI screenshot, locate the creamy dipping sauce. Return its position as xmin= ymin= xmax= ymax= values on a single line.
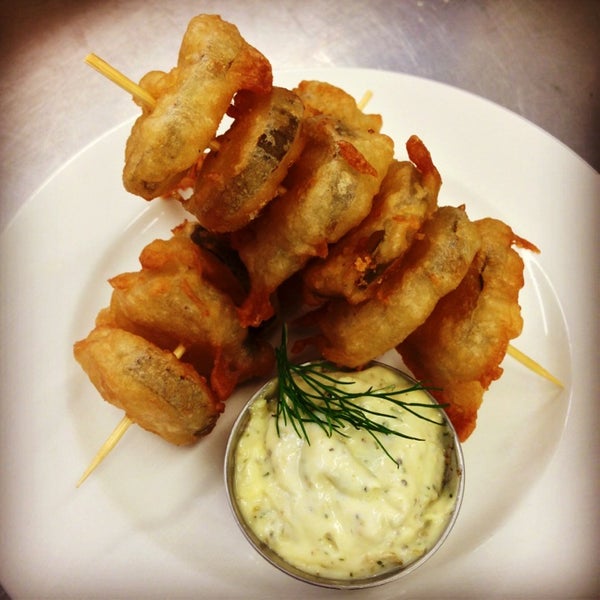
xmin=230 ymin=364 xmax=461 ymax=582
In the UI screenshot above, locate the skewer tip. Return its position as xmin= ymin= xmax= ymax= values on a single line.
xmin=76 ymin=415 xmax=133 ymax=487
xmin=507 ymin=344 xmax=564 ymax=388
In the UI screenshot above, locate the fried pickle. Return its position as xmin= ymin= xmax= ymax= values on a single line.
xmin=123 ymin=15 xmax=272 ymax=199
xmin=74 ymin=327 xmax=224 ymax=445
xmin=232 ymin=81 xmax=394 ymax=327
xmin=184 ymin=87 xmax=306 ymax=232
xmin=311 ymin=206 xmax=481 ymax=368
xmin=397 ymin=218 xmax=539 ymax=440
xmin=97 ymin=221 xmax=274 ymax=400
xmin=302 ymin=135 xmax=441 ymax=305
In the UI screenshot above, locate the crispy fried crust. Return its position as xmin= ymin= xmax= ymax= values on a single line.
xmin=185 ymin=87 xmax=306 ymax=232
xmin=233 ymin=81 xmax=394 ymax=327
xmin=97 ymin=221 xmax=274 ymax=400
xmin=123 ymin=15 xmax=272 ymax=199
xmin=302 ymin=136 xmax=441 ymax=305
xmin=312 ymin=206 xmax=482 ymax=368
xmin=74 ymin=327 xmax=224 ymax=445
xmin=397 ymin=218 xmax=538 ymax=440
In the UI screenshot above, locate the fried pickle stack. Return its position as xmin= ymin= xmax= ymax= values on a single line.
xmin=75 ymin=14 xmax=539 ymax=443
xmin=74 ymin=222 xmax=274 ymax=445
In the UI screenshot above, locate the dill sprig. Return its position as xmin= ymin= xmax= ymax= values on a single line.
xmin=274 ymin=327 xmax=445 ymax=466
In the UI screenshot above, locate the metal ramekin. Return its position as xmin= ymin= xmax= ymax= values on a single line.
xmin=224 ymin=361 xmax=464 ymax=590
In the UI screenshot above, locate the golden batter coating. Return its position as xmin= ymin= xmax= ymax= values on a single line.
xmin=123 ymin=14 xmax=272 ymax=199
xmin=97 ymin=221 xmax=274 ymax=400
xmin=312 ymin=206 xmax=482 ymax=368
xmin=302 ymin=135 xmax=441 ymax=305
xmin=184 ymin=87 xmax=306 ymax=232
xmin=233 ymin=81 xmax=394 ymax=327
xmin=74 ymin=327 xmax=224 ymax=446
xmin=398 ymin=218 xmax=539 ymax=440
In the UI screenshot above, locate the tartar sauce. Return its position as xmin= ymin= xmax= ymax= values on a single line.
xmin=232 ymin=364 xmax=460 ymax=581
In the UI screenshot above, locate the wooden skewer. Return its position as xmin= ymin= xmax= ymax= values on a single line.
xmin=85 ymin=53 xmax=156 ymax=109
xmin=507 ymin=344 xmax=564 ymax=388
xmin=76 ymin=414 xmax=132 ymax=487
xmin=76 ymin=343 xmax=187 ymax=487
xmin=357 ymin=90 xmax=373 ymax=111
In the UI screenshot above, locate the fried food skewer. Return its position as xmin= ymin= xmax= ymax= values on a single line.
xmin=79 ymin=46 xmax=563 ymax=475
xmin=76 ymin=343 xmax=187 ymax=487
xmin=83 ymin=52 xmax=562 ymax=384
xmin=84 ymin=51 xmax=562 ymax=369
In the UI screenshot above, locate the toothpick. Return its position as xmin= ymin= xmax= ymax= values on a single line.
xmin=507 ymin=344 xmax=564 ymax=388
xmin=357 ymin=90 xmax=373 ymax=111
xmin=85 ymin=53 xmax=156 ymax=109
xmin=76 ymin=343 xmax=187 ymax=487
xmin=76 ymin=414 xmax=133 ymax=488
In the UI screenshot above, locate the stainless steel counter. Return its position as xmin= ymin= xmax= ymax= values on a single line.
xmin=0 ymin=1 xmax=598 ymax=598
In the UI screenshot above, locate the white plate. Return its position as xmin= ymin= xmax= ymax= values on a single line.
xmin=1 ymin=69 xmax=598 ymax=599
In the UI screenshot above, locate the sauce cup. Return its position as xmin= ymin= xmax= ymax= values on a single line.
xmin=224 ymin=361 xmax=464 ymax=589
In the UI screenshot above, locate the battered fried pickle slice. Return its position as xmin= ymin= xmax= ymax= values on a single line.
xmin=397 ymin=218 xmax=539 ymax=441
xmin=302 ymin=135 xmax=441 ymax=305
xmin=123 ymin=14 xmax=272 ymax=199
xmin=311 ymin=206 xmax=482 ymax=368
xmin=184 ymin=87 xmax=306 ymax=232
xmin=97 ymin=221 xmax=274 ymax=400
xmin=295 ymin=80 xmax=381 ymax=126
xmin=73 ymin=327 xmax=224 ymax=446
xmin=232 ymin=81 xmax=394 ymax=327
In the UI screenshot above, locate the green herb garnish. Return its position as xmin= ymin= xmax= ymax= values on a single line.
xmin=274 ymin=327 xmax=445 ymax=466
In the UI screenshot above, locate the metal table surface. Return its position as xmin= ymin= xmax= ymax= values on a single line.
xmin=0 ymin=1 xmax=598 ymax=598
